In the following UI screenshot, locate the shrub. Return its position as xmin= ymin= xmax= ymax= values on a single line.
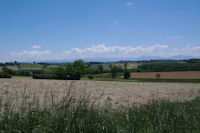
xmin=16 ymin=70 xmax=33 ymax=76
xmin=124 ymin=69 xmax=130 ymax=79
xmin=155 ymin=73 xmax=161 ymax=79
xmin=88 ymin=75 xmax=94 ymax=79
xmin=32 ymin=74 xmax=57 ymax=79
xmin=15 ymin=70 xmax=43 ymax=76
xmin=0 ymin=72 xmax=11 ymax=78
xmin=2 ymin=66 xmax=15 ymax=75
xmin=110 ymin=65 xmax=118 ymax=79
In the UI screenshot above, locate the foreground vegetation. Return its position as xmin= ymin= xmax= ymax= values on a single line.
xmin=0 ymin=84 xmax=199 ymax=133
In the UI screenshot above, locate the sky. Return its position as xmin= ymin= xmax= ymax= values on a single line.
xmin=0 ymin=0 xmax=200 ymax=62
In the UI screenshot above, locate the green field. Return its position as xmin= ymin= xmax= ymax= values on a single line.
xmin=20 ymin=63 xmax=43 ymax=68
xmin=92 ymin=72 xmax=123 ymax=78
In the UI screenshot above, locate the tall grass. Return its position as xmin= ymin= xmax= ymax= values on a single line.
xmin=0 ymin=82 xmax=200 ymax=133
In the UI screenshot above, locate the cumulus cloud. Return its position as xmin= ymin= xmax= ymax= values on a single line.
xmin=32 ymin=45 xmax=41 ymax=49
xmin=171 ymin=44 xmax=200 ymax=57
xmin=64 ymin=44 xmax=169 ymax=59
xmin=11 ymin=50 xmax=51 ymax=56
xmin=10 ymin=50 xmax=52 ymax=61
xmin=125 ymin=2 xmax=133 ymax=6
xmin=5 ymin=44 xmax=200 ymax=62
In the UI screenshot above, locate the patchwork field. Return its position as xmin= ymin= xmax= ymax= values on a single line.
xmin=0 ymin=66 xmax=19 ymax=71
xmin=113 ymin=62 xmax=141 ymax=69
xmin=0 ymin=78 xmax=200 ymax=107
xmin=0 ymin=64 xmax=43 ymax=72
xmin=131 ymin=71 xmax=200 ymax=79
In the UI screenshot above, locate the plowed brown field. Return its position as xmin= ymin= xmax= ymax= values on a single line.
xmin=131 ymin=71 xmax=200 ymax=79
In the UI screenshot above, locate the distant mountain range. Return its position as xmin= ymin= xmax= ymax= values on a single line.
xmin=27 ymin=55 xmax=200 ymax=63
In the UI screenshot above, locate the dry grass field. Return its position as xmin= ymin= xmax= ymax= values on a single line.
xmin=0 ymin=78 xmax=200 ymax=107
xmin=131 ymin=71 xmax=200 ymax=79
xmin=113 ymin=62 xmax=141 ymax=69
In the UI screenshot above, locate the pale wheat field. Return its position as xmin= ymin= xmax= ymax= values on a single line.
xmin=0 ymin=78 xmax=200 ymax=107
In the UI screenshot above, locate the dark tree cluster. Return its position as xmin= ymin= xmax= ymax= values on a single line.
xmin=137 ymin=63 xmax=200 ymax=72
xmin=0 ymin=67 xmax=14 ymax=78
xmin=54 ymin=60 xmax=87 ymax=80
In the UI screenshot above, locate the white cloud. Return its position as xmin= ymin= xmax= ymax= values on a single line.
xmin=125 ymin=2 xmax=133 ymax=6
xmin=32 ymin=45 xmax=41 ymax=49
xmin=166 ymin=35 xmax=182 ymax=40
xmin=64 ymin=44 xmax=169 ymax=59
xmin=171 ymin=44 xmax=200 ymax=57
xmin=4 ymin=44 xmax=200 ymax=62
xmin=11 ymin=50 xmax=51 ymax=56
xmin=10 ymin=50 xmax=52 ymax=61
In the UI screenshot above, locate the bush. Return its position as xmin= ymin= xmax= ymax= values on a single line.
xmin=2 ymin=67 xmax=15 ymax=75
xmin=15 ymin=70 xmax=44 ymax=76
xmin=124 ymin=69 xmax=130 ymax=79
xmin=16 ymin=70 xmax=33 ymax=76
xmin=32 ymin=74 xmax=57 ymax=79
xmin=88 ymin=75 xmax=94 ymax=79
xmin=155 ymin=73 xmax=161 ymax=79
xmin=0 ymin=72 xmax=11 ymax=78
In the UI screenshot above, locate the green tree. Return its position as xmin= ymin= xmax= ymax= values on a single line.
xmin=66 ymin=64 xmax=77 ymax=79
xmin=43 ymin=64 xmax=47 ymax=69
xmin=109 ymin=64 xmax=112 ymax=70
xmin=124 ymin=62 xmax=128 ymax=69
xmin=55 ymin=67 xmax=67 ymax=79
xmin=97 ymin=64 xmax=104 ymax=73
xmin=123 ymin=62 xmax=130 ymax=79
xmin=66 ymin=60 xmax=87 ymax=80
xmin=124 ymin=69 xmax=130 ymax=79
xmin=110 ymin=65 xmax=118 ymax=79
xmin=2 ymin=67 xmax=15 ymax=75
xmin=88 ymin=75 xmax=94 ymax=79
xmin=155 ymin=73 xmax=161 ymax=79
xmin=73 ymin=60 xmax=87 ymax=74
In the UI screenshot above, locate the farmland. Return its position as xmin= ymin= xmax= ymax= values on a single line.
xmin=0 ymin=78 xmax=200 ymax=132
xmin=1 ymin=1 xmax=200 ymax=131
xmin=1 ymin=60 xmax=200 ymax=132
xmin=131 ymin=71 xmax=200 ymax=79
xmin=1 ymin=78 xmax=200 ymax=106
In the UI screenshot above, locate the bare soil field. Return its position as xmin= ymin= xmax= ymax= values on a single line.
xmin=0 ymin=79 xmax=200 ymax=107
xmin=131 ymin=71 xmax=200 ymax=79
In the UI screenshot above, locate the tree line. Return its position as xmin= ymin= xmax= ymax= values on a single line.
xmin=135 ymin=62 xmax=200 ymax=72
xmin=0 ymin=60 xmax=131 ymax=80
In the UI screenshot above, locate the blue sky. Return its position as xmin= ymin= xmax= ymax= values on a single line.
xmin=0 ymin=0 xmax=200 ymax=62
